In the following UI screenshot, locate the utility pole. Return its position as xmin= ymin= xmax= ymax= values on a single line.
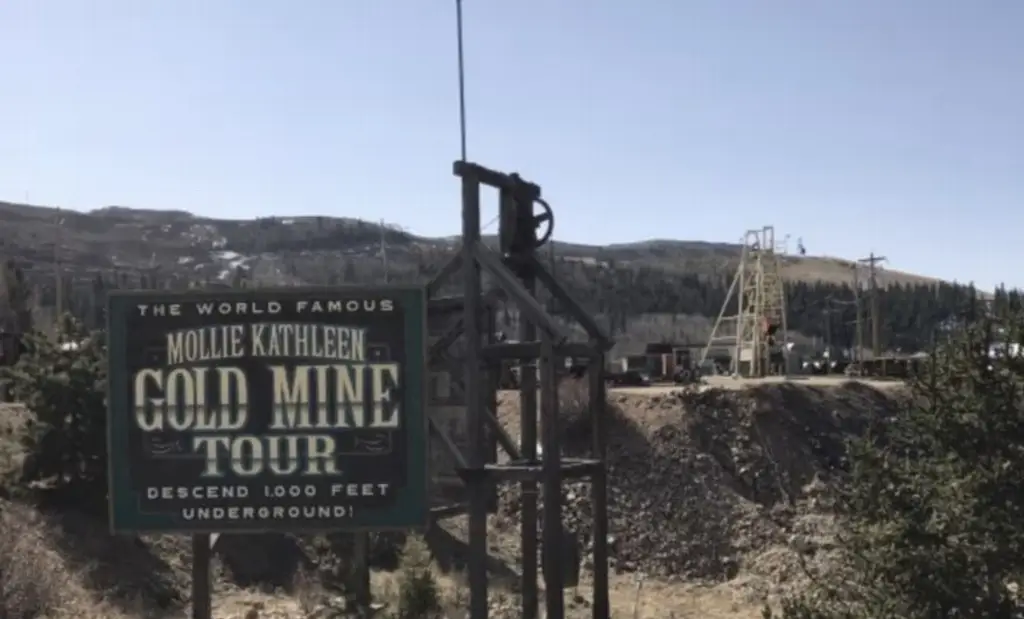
xmin=54 ymin=207 xmax=64 ymax=328
xmin=379 ymin=219 xmax=389 ymax=283
xmin=822 ymin=296 xmax=834 ymax=359
xmin=852 ymin=265 xmax=862 ymax=366
xmin=858 ymin=252 xmax=887 ymax=359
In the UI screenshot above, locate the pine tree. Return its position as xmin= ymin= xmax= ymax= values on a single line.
xmin=771 ymin=307 xmax=1024 ymax=618
xmin=0 ymin=259 xmax=33 ymax=334
xmin=2 ymin=316 xmax=107 ymax=505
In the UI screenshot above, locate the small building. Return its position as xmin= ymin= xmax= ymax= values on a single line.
xmin=619 ymin=354 xmax=649 ymax=373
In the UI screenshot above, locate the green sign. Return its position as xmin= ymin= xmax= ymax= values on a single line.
xmin=106 ymin=286 xmax=428 ymax=534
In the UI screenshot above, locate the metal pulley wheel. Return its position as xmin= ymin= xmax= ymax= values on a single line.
xmin=533 ymin=197 xmax=555 ymax=247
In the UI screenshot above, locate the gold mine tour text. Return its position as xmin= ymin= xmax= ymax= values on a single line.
xmin=134 ymin=298 xmax=395 ymax=318
xmin=131 ymin=321 xmax=402 ymax=478
xmin=165 ymin=323 xmax=368 ymax=364
xmin=146 ymin=482 xmax=392 ymax=522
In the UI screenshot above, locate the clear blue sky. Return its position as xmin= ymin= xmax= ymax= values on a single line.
xmin=1 ymin=1 xmax=1021 ymax=290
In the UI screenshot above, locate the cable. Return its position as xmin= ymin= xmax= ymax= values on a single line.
xmin=454 ymin=0 xmax=469 ymax=161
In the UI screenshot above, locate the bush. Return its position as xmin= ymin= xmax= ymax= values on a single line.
xmin=771 ymin=310 xmax=1024 ymax=618
xmin=1 ymin=316 xmax=108 ymax=503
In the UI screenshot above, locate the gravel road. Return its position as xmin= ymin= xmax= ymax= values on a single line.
xmin=609 ymin=375 xmax=905 ymax=396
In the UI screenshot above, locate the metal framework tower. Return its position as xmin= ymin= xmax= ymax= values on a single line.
xmin=702 ymin=226 xmax=789 ymax=378
xmin=427 ymin=161 xmax=612 ymax=619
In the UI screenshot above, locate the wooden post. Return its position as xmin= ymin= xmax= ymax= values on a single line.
xmin=350 ymin=532 xmax=372 ymax=614
xmin=191 ymin=534 xmax=213 ymax=619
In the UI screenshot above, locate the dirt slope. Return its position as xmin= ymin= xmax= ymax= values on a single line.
xmin=496 ymin=380 xmax=903 ymax=592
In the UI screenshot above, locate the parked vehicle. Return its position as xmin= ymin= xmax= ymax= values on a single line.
xmin=607 ymin=370 xmax=651 ymax=387
xmin=672 ymin=365 xmax=701 ymax=384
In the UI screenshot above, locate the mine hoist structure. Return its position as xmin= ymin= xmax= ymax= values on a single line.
xmin=427 ymin=161 xmax=612 ymax=619
xmin=703 ymin=226 xmax=789 ymax=378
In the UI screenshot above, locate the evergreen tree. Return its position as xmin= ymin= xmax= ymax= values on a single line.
xmin=771 ymin=306 xmax=1024 ymax=618
xmin=2 ymin=316 xmax=107 ymax=505
xmin=0 ymin=259 xmax=33 ymax=334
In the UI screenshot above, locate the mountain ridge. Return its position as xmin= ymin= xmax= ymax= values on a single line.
xmin=0 ymin=199 xmax=944 ymax=293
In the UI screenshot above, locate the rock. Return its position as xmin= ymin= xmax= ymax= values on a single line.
xmin=787 ymin=534 xmax=817 ymax=554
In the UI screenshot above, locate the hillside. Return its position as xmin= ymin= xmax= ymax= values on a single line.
xmin=1 ymin=199 xmax=989 ymax=355
xmin=0 ymin=200 xmax=938 ymax=291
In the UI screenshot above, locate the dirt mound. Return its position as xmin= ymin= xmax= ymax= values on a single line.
xmin=497 ymin=381 xmax=903 ymax=581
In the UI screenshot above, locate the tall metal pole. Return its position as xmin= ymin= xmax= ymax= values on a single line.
xmin=454 ymin=0 xmax=468 ymax=162
xmin=452 ymin=6 xmax=485 ymax=614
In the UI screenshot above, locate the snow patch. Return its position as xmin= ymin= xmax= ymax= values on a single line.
xmin=211 ymin=250 xmax=250 ymax=270
xmin=213 ymin=250 xmax=242 ymax=261
xmin=185 ymin=223 xmax=227 ymax=249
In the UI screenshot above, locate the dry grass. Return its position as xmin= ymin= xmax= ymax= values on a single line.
xmin=603 ymin=576 xmax=765 ymax=619
xmin=0 ymin=502 xmax=492 ymax=619
xmin=427 ymin=513 xmax=769 ymax=619
xmin=285 ymin=560 xmax=477 ymax=618
xmin=0 ymin=500 xmax=134 ymax=619
xmin=0 ymin=403 xmax=28 ymax=474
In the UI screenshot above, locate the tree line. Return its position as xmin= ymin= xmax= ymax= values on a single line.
xmin=3 ymin=252 xmax=1020 ymax=355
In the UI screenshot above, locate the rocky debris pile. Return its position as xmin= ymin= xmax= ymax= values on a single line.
xmin=498 ymin=382 xmax=901 ymax=581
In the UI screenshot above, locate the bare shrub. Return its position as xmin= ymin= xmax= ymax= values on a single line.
xmin=558 ymin=376 xmax=592 ymax=445
xmin=559 ymin=376 xmax=590 ymax=412
xmin=293 ymin=567 xmax=327 ymax=617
